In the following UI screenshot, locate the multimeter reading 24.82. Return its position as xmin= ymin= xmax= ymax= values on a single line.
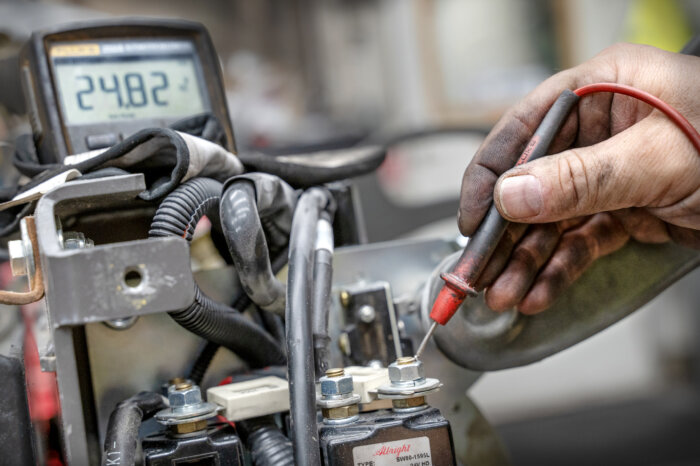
xmin=51 ymin=39 xmax=209 ymax=125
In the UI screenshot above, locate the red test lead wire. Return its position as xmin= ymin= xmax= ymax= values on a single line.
xmin=573 ymin=82 xmax=700 ymax=154
xmin=416 ymin=83 xmax=700 ymax=360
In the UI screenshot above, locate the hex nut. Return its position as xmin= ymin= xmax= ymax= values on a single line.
xmin=388 ymin=359 xmax=425 ymax=385
xmin=8 ymin=240 xmax=27 ymax=277
xmin=322 ymin=404 xmax=359 ymax=420
xmin=168 ymin=385 xmax=203 ymax=408
xmin=320 ymin=374 xmax=354 ymax=397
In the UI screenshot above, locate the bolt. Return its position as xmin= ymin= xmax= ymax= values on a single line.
xmin=339 ymin=290 xmax=351 ymax=308
xmin=388 ymin=358 xmax=425 ymax=385
xmin=8 ymin=239 xmax=28 ymax=277
xmin=320 ymin=369 xmax=354 ymax=397
xmin=338 ymin=332 xmax=351 ymax=356
xmin=62 ymin=231 xmax=94 ymax=250
xmin=368 ymin=360 xmax=383 ymax=369
xmin=175 ymin=381 xmax=193 ymax=391
xmin=168 ymin=384 xmax=202 ymax=409
xmin=397 ymin=356 xmax=416 ymax=365
xmin=325 ymin=368 xmax=345 ymax=378
xmin=357 ymin=305 xmax=376 ymax=323
xmin=9 ymin=218 xmax=34 ymax=278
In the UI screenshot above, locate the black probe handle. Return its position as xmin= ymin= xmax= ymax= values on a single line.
xmin=451 ymin=90 xmax=581 ymax=287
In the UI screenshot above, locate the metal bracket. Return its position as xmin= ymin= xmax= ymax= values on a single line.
xmin=338 ymin=281 xmax=402 ymax=366
xmin=33 ymin=174 xmax=197 ymax=464
xmin=34 ymin=174 xmax=195 ymax=326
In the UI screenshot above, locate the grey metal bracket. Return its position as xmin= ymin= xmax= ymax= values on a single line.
xmin=34 ymin=174 xmax=195 ymax=326
xmin=33 ymin=174 xmax=196 ymax=464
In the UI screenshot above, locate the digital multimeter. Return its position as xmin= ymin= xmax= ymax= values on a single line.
xmin=19 ymin=18 xmax=235 ymax=164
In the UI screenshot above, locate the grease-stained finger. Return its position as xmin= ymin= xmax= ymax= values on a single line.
xmin=517 ymin=213 xmax=629 ymax=314
xmin=484 ymin=223 xmax=562 ymax=311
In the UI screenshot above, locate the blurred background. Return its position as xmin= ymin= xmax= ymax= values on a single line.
xmin=0 ymin=0 xmax=699 ymax=464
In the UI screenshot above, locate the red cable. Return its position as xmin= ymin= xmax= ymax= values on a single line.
xmin=574 ymin=82 xmax=700 ymax=155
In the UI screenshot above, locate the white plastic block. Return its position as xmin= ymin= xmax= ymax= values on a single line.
xmin=345 ymin=366 xmax=390 ymax=404
xmin=207 ymin=376 xmax=289 ymax=421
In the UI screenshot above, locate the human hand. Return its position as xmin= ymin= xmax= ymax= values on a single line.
xmin=458 ymin=43 xmax=700 ymax=315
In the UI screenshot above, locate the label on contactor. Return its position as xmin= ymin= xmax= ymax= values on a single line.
xmin=352 ymin=436 xmax=433 ymax=466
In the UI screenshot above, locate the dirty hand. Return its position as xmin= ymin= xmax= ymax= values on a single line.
xmin=459 ymin=43 xmax=700 ymax=315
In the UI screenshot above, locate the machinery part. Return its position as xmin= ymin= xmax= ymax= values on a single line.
xmin=155 ymin=382 xmax=219 ymax=434
xmin=286 ymin=187 xmax=334 ymax=466
xmin=424 ymin=242 xmax=700 ymax=370
xmin=33 ymin=174 xmax=196 ymax=464
xmin=34 ymin=173 xmax=196 ymax=325
xmin=142 ymin=424 xmax=244 ymax=465
xmin=342 ymin=366 xmax=391 ymax=411
xmin=220 ymin=174 xmax=297 ymax=315
xmin=207 ymin=376 xmax=290 ymax=422
xmin=377 ymin=357 xmax=442 ymax=412
xmin=312 ymin=215 xmax=334 ymax=378
xmin=0 ymin=355 xmax=35 ymax=465
xmin=149 ymin=177 xmax=286 ymax=368
xmin=318 ymin=407 xmax=456 ymax=466
xmin=102 ymin=391 xmax=167 ymax=466
xmin=237 ymin=416 xmax=294 ymax=466
xmin=317 ymin=368 xmax=361 ymax=424
xmin=0 ymin=216 xmax=44 ymax=305
xmin=338 ymin=282 xmax=402 ymax=367
xmin=331 ymin=237 xmax=483 ymax=464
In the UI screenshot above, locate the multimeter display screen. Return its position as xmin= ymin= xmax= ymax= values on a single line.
xmin=51 ymin=39 xmax=209 ymax=125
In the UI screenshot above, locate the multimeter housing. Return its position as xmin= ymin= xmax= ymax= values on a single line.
xmin=19 ymin=18 xmax=235 ymax=164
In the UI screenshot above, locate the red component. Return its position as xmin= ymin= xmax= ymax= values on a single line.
xmin=429 ymin=273 xmax=477 ymax=325
xmin=574 ymin=83 xmax=700 ymax=154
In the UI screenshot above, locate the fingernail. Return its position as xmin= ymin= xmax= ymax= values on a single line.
xmin=498 ymin=175 xmax=542 ymax=219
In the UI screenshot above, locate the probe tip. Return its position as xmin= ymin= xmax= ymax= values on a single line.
xmin=414 ymin=321 xmax=438 ymax=360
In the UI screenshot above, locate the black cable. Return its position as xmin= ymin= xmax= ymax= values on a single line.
xmin=149 ymin=177 xmax=285 ymax=368
xmin=220 ymin=181 xmax=286 ymax=314
xmin=237 ymin=416 xmax=294 ymax=466
xmin=102 ymin=391 xmax=166 ymax=466
xmin=188 ymin=341 xmax=220 ymax=386
xmin=187 ymin=248 xmax=289 ymax=385
xmin=286 ymin=188 xmax=333 ymax=466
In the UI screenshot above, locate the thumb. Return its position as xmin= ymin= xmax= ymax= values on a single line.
xmin=492 ymin=117 xmax=684 ymax=223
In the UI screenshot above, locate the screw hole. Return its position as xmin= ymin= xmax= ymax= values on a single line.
xmin=124 ymin=269 xmax=142 ymax=288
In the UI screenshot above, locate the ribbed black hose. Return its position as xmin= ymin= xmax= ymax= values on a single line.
xmin=238 ymin=416 xmax=294 ymax=466
xmin=187 ymin=249 xmax=289 ymax=385
xmin=286 ymin=188 xmax=332 ymax=466
xmin=149 ymin=177 xmax=285 ymax=368
xmin=102 ymin=391 xmax=166 ymax=466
